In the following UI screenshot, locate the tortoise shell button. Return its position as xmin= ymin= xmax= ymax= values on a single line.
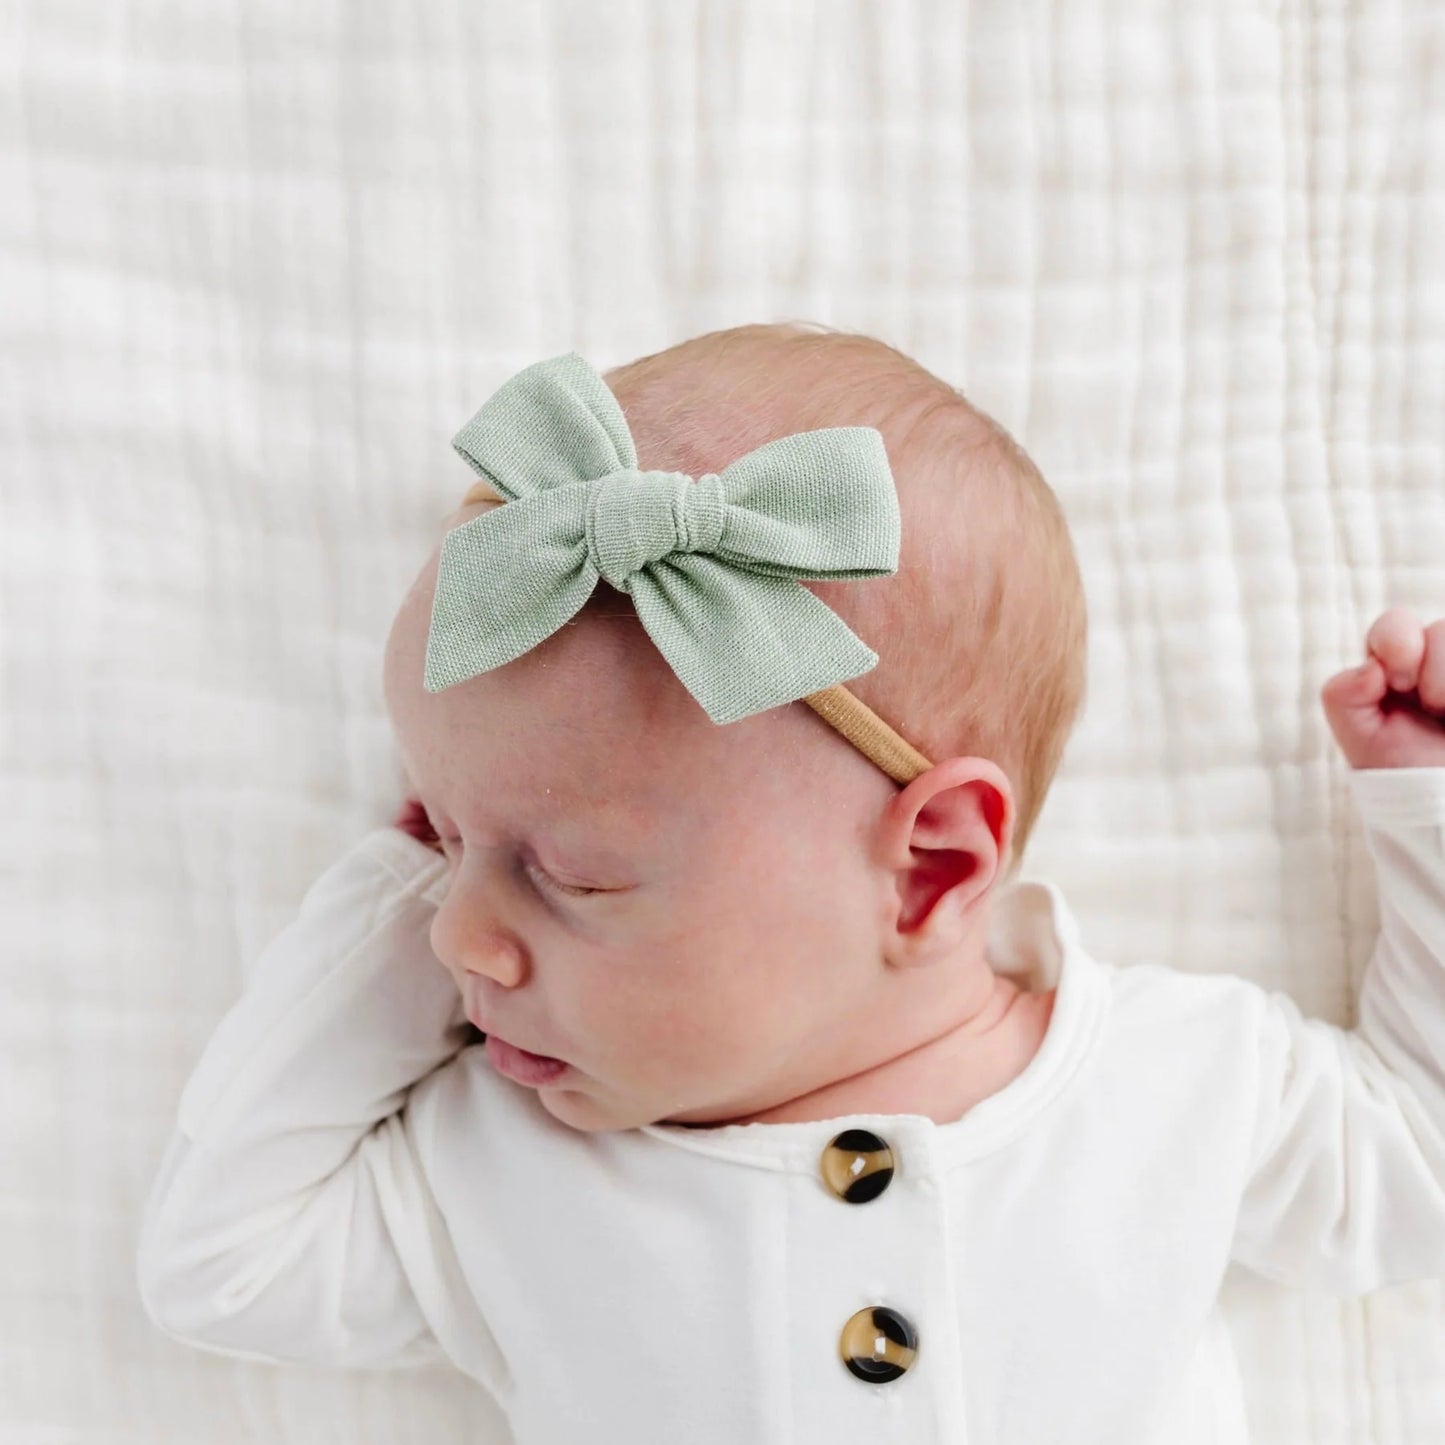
xmin=839 ymin=1305 xmax=919 ymax=1383
xmin=820 ymin=1128 xmax=896 ymax=1203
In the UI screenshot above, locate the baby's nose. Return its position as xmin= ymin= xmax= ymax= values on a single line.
xmin=429 ymin=912 xmax=526 ymax=990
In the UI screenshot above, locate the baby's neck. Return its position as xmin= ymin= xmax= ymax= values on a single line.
xmin=708 ymin=976 xmax=1058 ymax=1129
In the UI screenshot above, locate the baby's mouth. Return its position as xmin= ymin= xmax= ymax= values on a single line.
xmin=485 ymin=1034 xmax=570 ymax=1086
xmin=463 ymin=983 xmax=566 ymax=1065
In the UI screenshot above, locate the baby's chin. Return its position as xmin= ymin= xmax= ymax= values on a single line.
xmin=532 ymin=1076 xmax=703 ymax=1136
xmin=532 ymin=1080 xmax=632 ymax=1135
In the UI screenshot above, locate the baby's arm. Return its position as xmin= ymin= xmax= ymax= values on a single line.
xmin=135 ymin=828 xmax=502 ymax=1382
xmin=1230 ymin=610 xmax=1445 ymax=1291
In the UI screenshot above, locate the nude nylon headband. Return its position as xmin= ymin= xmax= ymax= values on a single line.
xmin=430 ymin=353 xmax=936 ymax=787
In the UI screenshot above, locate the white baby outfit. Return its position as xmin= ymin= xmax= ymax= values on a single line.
xmin=136 ymin=766 xmax=1445 ymax=1444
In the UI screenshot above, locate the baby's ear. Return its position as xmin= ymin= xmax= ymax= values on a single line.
xmin=879 ymin=758 xmax=1014 ymax=960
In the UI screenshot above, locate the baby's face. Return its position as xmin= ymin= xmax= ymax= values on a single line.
xmin=383 ymin=510 xmax=901 ymax=1133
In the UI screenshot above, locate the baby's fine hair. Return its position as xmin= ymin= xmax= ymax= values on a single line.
xmin=596 ymin=321 xmax=1089 ymax=873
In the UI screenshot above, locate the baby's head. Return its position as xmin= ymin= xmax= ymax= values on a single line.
xmin=382 ymin=322 xmax=1087 ymax=1133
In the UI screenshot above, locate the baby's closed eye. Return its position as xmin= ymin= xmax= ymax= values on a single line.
xmin=433 ymin=833 xmax=605 ymax=898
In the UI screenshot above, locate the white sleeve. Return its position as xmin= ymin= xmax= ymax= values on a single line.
xmin=135 ymin=827 xmax=503 ymax=1383
xmin=1230 ymin=767 xmax=1445 ymax=1293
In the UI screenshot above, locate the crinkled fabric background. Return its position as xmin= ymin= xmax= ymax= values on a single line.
xmin=4 ymin=0 xmax=1443 ymax=1441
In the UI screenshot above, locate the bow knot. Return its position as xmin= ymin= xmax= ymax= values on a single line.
xmin=426 ymin=352 xmax=902 ymax=726
xmin=584 ymin=469 xmax=726 ymax=591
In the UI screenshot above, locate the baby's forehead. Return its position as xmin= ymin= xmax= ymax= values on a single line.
xmin=394 ymin=693 xmax=675 ymax=851
xmin=442 ymin=496 xmax=495 ymax=526
xmin=388 ymin=601 xmax=720 ymax=811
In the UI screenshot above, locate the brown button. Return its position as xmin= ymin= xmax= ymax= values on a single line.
xmin=839 ymin=1305 xmax=919 ymax=1383
xmin=820 ymin=1129 xmax=895 ymax=1204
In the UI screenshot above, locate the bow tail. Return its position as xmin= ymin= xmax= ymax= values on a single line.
xmin=630 ymin=556 xmax=881 ymax=726
xmin=423 ymin=511 xmax=600 ymax=692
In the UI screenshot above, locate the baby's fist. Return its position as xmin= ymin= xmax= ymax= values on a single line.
xmin=1320 ymin=608 xmax=1445 ymax=769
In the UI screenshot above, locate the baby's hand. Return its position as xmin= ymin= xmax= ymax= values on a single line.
xmin=1320 ymin=608 xmax=1445 ymax=769
xmin=393 ymin=796 xmax=445 ymax=853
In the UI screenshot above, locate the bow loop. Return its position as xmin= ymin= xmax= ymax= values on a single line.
xmin=425 ymin=353 xmax=903 ymax=726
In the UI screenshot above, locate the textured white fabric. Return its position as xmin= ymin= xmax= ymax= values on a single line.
xmin=135 ymin=766 xmax=1445 ymax=1444
xmin=7 ymin=1 xmax=1445 ymax=1441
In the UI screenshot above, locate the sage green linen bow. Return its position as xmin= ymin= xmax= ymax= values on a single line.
xmin=424 ymin=352 xmax=902 ymax=726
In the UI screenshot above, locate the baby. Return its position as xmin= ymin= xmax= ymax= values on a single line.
xmin=137 ymin=323 xmax=1445 ymax=1445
